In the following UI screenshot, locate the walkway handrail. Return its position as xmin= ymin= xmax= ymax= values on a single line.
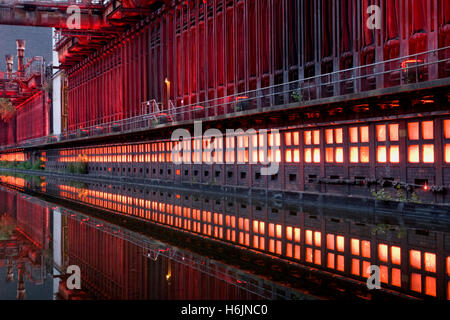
xmin=1 ymin=46 xmax=448 ymax=152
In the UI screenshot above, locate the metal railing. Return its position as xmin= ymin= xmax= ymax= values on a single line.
xmin=1 ymin=46 xmax=449 ymax=152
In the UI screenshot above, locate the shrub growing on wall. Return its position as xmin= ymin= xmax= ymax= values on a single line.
xmin=0 ymin=98 xmax=15 ymax=121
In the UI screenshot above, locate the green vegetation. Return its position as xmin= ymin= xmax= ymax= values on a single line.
xmin=66 ymin=161 xmax=88 ymax=175
xmin=291 ymin=90 xmax=303 ymax=102
xmin=67 ymin=180 xmax=88 ymax=189
xmin=371 ymin=223 xmax=407 ymax=239
xmin=0 ymin=215 xmax=15 ymax=240
xmin=371 ymin=185 xmax=421 ymax=204
xmin=0 ymin=98 xmax=15 ymax=121
xmin=0 ymin=159 xmax=44 ymax=171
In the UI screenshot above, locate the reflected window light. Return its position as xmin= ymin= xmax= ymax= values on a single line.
xmin=337 ymin=255 xmax=345 ymax=271
xmin=327 ymin=253 xmax=335 ymax=269
xmin=392 ymin=268 xmax=401 ymax=287
xmin=306 ymin=248 xmax=313 ymax=263
xmin=314 ymin=249 xmax=321 ymax=265
xmin=424 ymin=253 xmax=436 ymax=273
xmin=351 ymin=259 xmax=360 ymax=276
xmin=410 ymin=250 xmax=421 ymax=269
xmin=351 ymin=239 xmax=360 ymax=256
xmin=378 ymin=244 xmax=388 ymax=262
xmin=362 ymin=261 xmax=371 ymax=278
xmin=447 ymin=257 xmax=450 ymax=276
xmin=276 ymin=224 xmax=282 ymax=238
xmin=294 ymin=228 xmax=301 ymax=242
xmin=411 ymin=273 xmax=422 ymax=292
xmin=314 ymin=231 xmax=321 ymax=247
xmin=391 ymin=246 xmax=401 ymax=265
xmin=286 ymin=226 xmax=293 ymax=241
xmin=361 ymin=241 xmax=371 ymax=258
xmin=425 ymin=276 xmax=436 ymax=297
xmin=286 ymin=243 xmax=293 ymax=258
xmin=380 ymin=265 xmax=389 ymax=284
xmin=305 ymin=230 xmax=313 ymax=245
xmin=336 ymin=236 xmax=345 ymax=252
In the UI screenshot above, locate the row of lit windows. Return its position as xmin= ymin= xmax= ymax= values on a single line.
xmin=0 ymin=176 xmax=26 ymax=188
xmin=55 ymin=119 xmax=450 ymax=165
xmin=57 ymin=183 xmax=450 ymax=298
xmin=0 ymin=152 xmax=26 ymax=162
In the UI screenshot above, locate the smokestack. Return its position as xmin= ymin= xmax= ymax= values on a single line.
xmin=16 ymin=39 xmax=25 ymax=73
xmin=5 ymin=55 xmax=13 ymax=77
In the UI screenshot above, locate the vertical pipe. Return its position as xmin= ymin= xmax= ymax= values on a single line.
xmin=5 ymin=55 xmax=13 ymax=78
xmin=16 ymin=39 xmax=25 ymax=74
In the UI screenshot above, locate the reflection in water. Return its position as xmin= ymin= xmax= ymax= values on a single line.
xmin=0 ymin=189 xmax=52 ymax=300
xmin=0 ymin=172 xmax=449 ymax=300
xmin=0 ymin=184 xmax=307 ymax=300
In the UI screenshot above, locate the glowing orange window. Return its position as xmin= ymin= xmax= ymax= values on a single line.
xmin=410 ymin=250 xmax=421 ymax=269
xmin=447 ymin=256 xmax=450 ymax=276
xmin=350 ymin=238 xmax=372 ymax=278
xmin=408 ymin=122 xmax=420 ymax=140
xmin=305 ymin=229 xmax=322 ymax=265
xmin=325 ymin=128 xmax=344 ymax=163
xmin=304 ymin=130 xmax=320 ymax=163
xmin=408 ymin=120 xmax=435 ymax=163
xmin=326 ymin=234 xmax=345 ymax=271
xmin=349 ymin=126 xmax=370 ymax=163
xmin=284 ymin=131 xmax=300 ymax=163
xmin=408 ymin=145 xmax=420 ymax=163
xmin=285 ymin=226 xmax=301 ymax=260
xmin=377 ymin=123 xmax=400 ymax=163
xmin=378 ymin=244 xmax=388 ymax=262
xmin=424 ymin=252 xmax=436 ymax=273
xmin=422 ymin=121 xmax=434 ymax=140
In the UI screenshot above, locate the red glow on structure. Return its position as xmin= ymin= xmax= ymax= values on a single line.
xmin=401 ymin=59 xmax=423 ymax=69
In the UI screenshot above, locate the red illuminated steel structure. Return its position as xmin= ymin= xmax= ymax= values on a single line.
xmin=0 ymin=40 xmax=50 ymax=146
xmin=59 ymin=0 xmax=450 ymax=129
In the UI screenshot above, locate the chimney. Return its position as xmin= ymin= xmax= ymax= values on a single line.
xmin=16 ymin=39 xmax=25 ymax=73
xmin=5 ymin=55 xmax=13 ymax=77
